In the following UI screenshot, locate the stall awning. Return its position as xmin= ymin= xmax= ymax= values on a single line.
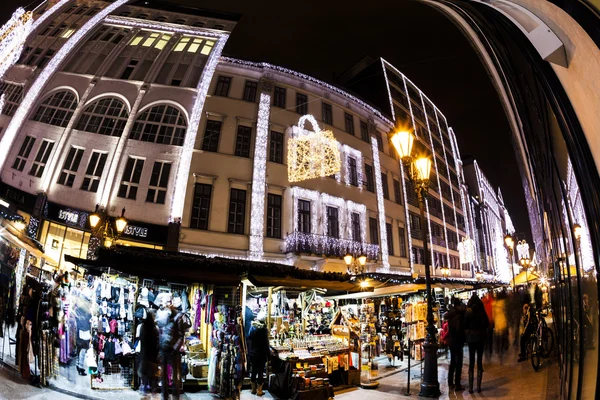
xmin=514 ymin=271 xmax=539 ymax=285
xmin=65 ymin=246 xmax=363 ymax=290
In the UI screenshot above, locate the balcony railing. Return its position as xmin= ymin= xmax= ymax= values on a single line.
xmin=285 ymin=231 xmax=379 ymax=260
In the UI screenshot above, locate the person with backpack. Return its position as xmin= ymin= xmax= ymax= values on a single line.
xmin=464 ymin=293 xmax=490 ymax=393
xmin=444 ymin=298 xmax=466 ymax=391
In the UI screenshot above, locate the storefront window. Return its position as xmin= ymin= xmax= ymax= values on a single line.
xmin=40 ymin=221 xmax=90 ymax=268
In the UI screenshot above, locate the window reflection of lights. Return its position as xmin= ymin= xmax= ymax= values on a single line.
xmin=129 ymin=35 xmax=143 ymax=46
xmin=201 ymin=41 xmax=214 ymax=55
xmin=187 ymin=38 xmax=203 ymax=53
xmin=173 ymin=37 xmax=189 ymax=52
xmin=61 ymin=28 xmax=75 ymax=38
xmin=142 ymin=32 xmax=159 ymax=47
xmin=154 ymin=34 xmax=171 ymax=50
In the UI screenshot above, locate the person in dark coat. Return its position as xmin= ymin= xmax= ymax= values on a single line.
xmin=444 ymin=298 xmax=466 ymax=391
xmin=464 ymin=293 xmax=489 ymax=393
xmin=138 ymin=311 xmax=159 ymax=394
xmin=248 ymin=312 xmax=270 ymax=396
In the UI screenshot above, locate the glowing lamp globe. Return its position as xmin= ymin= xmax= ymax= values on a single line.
xmin=573 ymin=223 xmax=582 ymax=240
xmin=344 ymin=254 xmax=353 ymax=266
xmin=414 ymin=157 xmax=432 ymax=182
xmin=358 ymin=255 xmax=367 ymax=266
xmin=89 ymin=213 xmax=101 ymax=228
xmin=115 ymin=216 xmax=128 ymax=233
xmin=391 ymin=130 xmax=414 ymax=159
xmin=504 ymin=234 xmax=514 ymax=249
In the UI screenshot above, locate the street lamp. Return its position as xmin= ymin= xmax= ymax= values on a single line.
xmin=441 ymin=266 xmax=450 ymax=279
xmin=88 ymin=205 xmax=128 ymax=249
xmin=391 ymin=129 xmax=439 ymax=397
xmin=520 ymin=256 xmax=531 ymax=284
xmin=476 ymin=270 xmax=483 ymax=281
xmin=344 ymin=253 xmax=367 ymax=275
xmin=504 ymin=234 xmax=516 ymax=289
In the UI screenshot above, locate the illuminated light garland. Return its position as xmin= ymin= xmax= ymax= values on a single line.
xmin=0 ymin=0 xmax=130 ymax=172
xmin=0 ymin=94 xmax=4 ymax=115
xmin=0 ymin=8 xmax=32 ymax=79
xmin=221 ymin=57 xmax=392 ymax=123
xmin=469 ymin=198 xmax=482 ymax=271
xmin=248 ymin=91 xmax=271 ymax=259
xmin=566 ymin=159 xmax=594 ymax=271
xmin=380 ymin=58 xmax=396 ymax=121
xmin=516 ymin=240 xmax=529 ymax=260
xmin=288 ymin=115 xmax=341 ymax=183
xmin=180 ymin=249 xmax=295 ymax=266
xmin=503 ymin=208 xmax=516 ymax=235
xmin=291 ymin=186 xmax=320 ymax=235
xmin=14 ymin=248 xmax=26 ymax=310
xmin=371 ymin=137 xmax=389 ymax=271
xmin=346 ymin=200 xmax=367 ymax=243
xmin=104 ymin=16 xmax=224 ymax=38
xmin=424 ymin=198 xmax=435 ymax=273
xmin=342 ymin=144 xmax=363 ymax=189
xmin=458 ymin=237 xmax=475 ymax=264
xmin=399 ymin=161 xmax=414 ymax=273
xmin=439 ymin=123 xmax=459 ymax=257
xmin=31 ymin=0 xmax=70 ymax=32
xmin=169 ymin=33 xmax=229 ymax=221
xmin=321 ymin=193 xmax=347 ymax=237
xmin=285 ymin=231 xmax=379 ymax=261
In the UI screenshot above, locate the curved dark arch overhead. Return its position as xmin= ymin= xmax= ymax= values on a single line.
xmin=419 ymin=1 xmax=600 ymax=398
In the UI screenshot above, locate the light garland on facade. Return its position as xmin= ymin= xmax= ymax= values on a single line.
xmin=458 ymin=237 xmax=475 ymax=264
xmin=342 ymin=144 xmax=363 ymax=189
xmin=399 ymin=161 xmax=414 ymax=273
xmin=0 ymin=8 xmax=32 ymax=79
xmin=31 ymin=0 xmax=70 ymax=32
xmin=566 ymin=159 xmax=594 ymax=271
xmin=248 ymin=91 xmax=272 ymax=259
xmin=320 ymin=193 xmax=347 ymax=237
xmin=288 ymin=115 xmax=341 ymax=183
xmin=291 ymin=186 xmax=320 ymax=235
xmin=104 ymin=16 xmax=224 ymax=38
xmin=0 ymin=94 xmax=4 ymax=115
xmin=170 ymin=33 xmax=229 ymax=221
xmin=285 ymin=231 xmax=379 ymax=261
xmin=424 ymin=198 xmax=435 ymax=272
xmin=180 ymin=249 xmax=295 ymax=266
xmin=371 ymin=137 xmax=389 ymax=271
xmin=380 ymin=58 xmax=396 ymax=121
xmin=14 ymin=248 xmax=26 ymax=310
xmin=346 ymin=200 xmax=367 ymax=243
xmin=0 ymin=0 xmax=130 ymax=172
xmin=441 ymin=124 xmax=460 ymax=250
xmin=222 ymin=57 xmax=392 ymax=123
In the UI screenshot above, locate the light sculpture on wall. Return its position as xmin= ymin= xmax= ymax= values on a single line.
xmin=458 ymin=237 xmax=475 ymax=264
xmin=0 ymin=8 xmax=32 ymax=79
xmin=288 ymin=115 xmax=341 ymax=183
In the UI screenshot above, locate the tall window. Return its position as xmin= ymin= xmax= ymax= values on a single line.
xmin=57 ymin=147 xmax=84 ymax=187
xmin=351 ymin=212 xmax=361 ymax=241
xmin=190 ymin=183 xmax=212 ymax=230
xmin=146 ymin=162 xmax=171 ymax=204
xmin=360 ymin=120 xmax=369 ymax=142
xmin=214 ymin=76 xmax=231 ymax=97
xmin=269 ymin=131 xmax=283 ymax=163
xmin=28 ymin=139 xmax=54 ymax=178
xmin=12 ymin=136 xmax=35 ymax=172
xmin=369 ymin=217 xmax=378 ymax=245
xmin=0 ymin=82 xmax=23 ymax=116
xmin=381 ymin=173 xmax=389 ymax=199
xmin=386 ymin=223 xmax=394 ymax=255
xmin=75 ymin=97 xmax=129 ymax=137
xmin=326 ymin=207 xmax=339 ymax=238
xmin=235 ymin=126 xmax=252 ymax=158
xmin=32 ymin=91 xmax=78 ymax=127
xmin=266 ymin=194 xmax=282 ymax=238
xmin=117 ymin=157 xmax=145 ymax=199
xmin=202 ymin=120 xmax=221 ymax=152
xmin=297 ymin=199 xmax=311 ymax=233
xmin=130 ymin=105 xmax=187 ymax=146
xmin=228 ymin=188 xmax=246 ymax=234
xmin=393 ymin=179 xmax=402 ymax=204
xmin=273 ymin=86 xmax=286 ymax=108
xmin=399 ymin=227 xmax=407 ymax=257
xmin=296 ymin=93 xmax=307 ymax=115
xmin=80 ymin=151 xmax=107 ymax=192
xmin=243 ymin=81 xmax=258 ymax=102
xmin=322 ymin=102 xmax=332 ymax=125
xmin=365 ymin=164 xmax=374 ymax=192
xmin=120 ymin=59 xmax=139 ymax=80
xmin=348 ymin=157 xmax=358 ymax=187
xmin=344 ymin=112 xmax=355 ymax=135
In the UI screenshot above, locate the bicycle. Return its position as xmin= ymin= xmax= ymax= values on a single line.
xmin=528 ymin=309 xmax=554 ymax=371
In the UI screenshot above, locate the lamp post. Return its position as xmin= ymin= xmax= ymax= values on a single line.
xmin=441 ymin=266 xmax=450 ymax=279
xmin=504 ymin=234 xmax=516 ymax=289
xmin=520 ymin=256 xmax=531 ymax=284
xmin=344 ymin=253 xmax=367 ymax=275
xmin=392 ymin=129 xmax=439 ymax=397
xmin=89 ymin=205 xmax=128 ymax=249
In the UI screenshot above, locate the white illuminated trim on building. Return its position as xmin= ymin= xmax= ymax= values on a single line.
xmin=248 ymin=91 xmax=271 ymax=259
xmin=321 ymin=193 xmax=347 ymax=237
xmin=346 ymin=200 xmax=367 ymax=243
xmin=291 ymin=187 xmax=320 ymax=235
xmin=31 ymin=0 xmax=70 ymax=32
xmin=104 ymin=16 xmax=224 ymax=38
xmin=380 ymin=58 xmax=396 ymax=121
xmin=443 ymin=126 xmax=460 ymax=243
xmin=424 ymin=198 xmax=435 ymax=272
xmin=169 ymin=33 xmax=229 ymax=221
xmin=371 ymin=137 xmax=389 ymax=270
xmin=342 ymin=144 xmax=363 ymax=189
xmin=180 ymin=249 xmax=295 ymax=266
xmin=566 ymin=159 xmax=594 ymax=272
xmin=0 ymin=8 xmax=32 ymax=79
xmin=400 ymin=162 xmax=414 ymax=273
xmin=0 ymin=0 xmax=129 ymax=172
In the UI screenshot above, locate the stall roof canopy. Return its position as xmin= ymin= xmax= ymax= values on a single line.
xmin=64 ymin=246 xmax=363 ymax=291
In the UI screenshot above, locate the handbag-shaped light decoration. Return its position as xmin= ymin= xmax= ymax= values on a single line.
xmin=288 ymin=115 xmax=341 ymax=183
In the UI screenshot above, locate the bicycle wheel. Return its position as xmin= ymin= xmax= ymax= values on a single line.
xmin=530 ymin=337 xmax=541 ymax=371
xmin=542 ymin=327 xmax=554 ymax=358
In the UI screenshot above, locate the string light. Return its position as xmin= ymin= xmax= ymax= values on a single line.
xmin=0 ymin=94 xmax=4 ymax=115
xmin=0 ymin=8 xmax=32 ymax=79
xmin=291 ymin=186 xmax=320 ymax=235
xmin=104 ymin=16 xmax=224 ymax=38
xmin=380 ymin=58 xmax=396 ymax=121
xmin=170 ymin=33 xmax=229 ymax=221
xmin=458 ymin=237 xmax=475 ymax=264
xmin=320 ymin=193 xmax=347 ymax=237
xmin=31 ymin=0 xmax=70 ymax=32
xmin=399 ymin=161 xmax=414 ymax=273
xmin=180 ymin=249 xmax=295 ymax=266
xmin=248 ymin=91 xmax=272 ymax=259
xmin=0 ymin=0 xmax=130 ymax=172
xmin=566 ymin=159 xmax=594 ymax=271
xmin=342 ymin=144 xmax=363 ymax=189
xmin=371 ymin=137 xmax=389 ymax=271
xmin=346 ymin=200 xmax=367 ymax=243
xmin=288 ymin=115 xmax=341 ymax=183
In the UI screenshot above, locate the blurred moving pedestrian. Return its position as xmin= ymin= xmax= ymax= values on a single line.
xmin=482 ymin=291 xmax=494 ymax=357
xmin=464 ymin=293 xmax=489 ymax=393
xmin=444 ymin=298 xmax=466 ymax=391
xmin=493 ymin=291 xmax=508 ymax=356
xmin=139 ymin=311 xmax=159 ymax=395
xmin=248 ymin=311 xmax=270 ymax=396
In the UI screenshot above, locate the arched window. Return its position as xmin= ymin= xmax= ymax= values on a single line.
xmin=75 ymin=97 xmax=129 ymax=137
xmin=31 ymin=90 xmax=78 ymax=127
xmin=130 ymin=105 xmax=187 ymax=146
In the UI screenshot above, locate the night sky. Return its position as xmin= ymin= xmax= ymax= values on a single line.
xmin=0 ymin=0 xmax=531 ymax=240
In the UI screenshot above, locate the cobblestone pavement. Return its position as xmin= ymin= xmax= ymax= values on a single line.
xmin=0 ymin=346 xmax=560 ymax=400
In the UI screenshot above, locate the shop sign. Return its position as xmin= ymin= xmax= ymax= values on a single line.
xmin=44 ymin=202 xmax=89 ymax=229
xmin=120 ymin=220 xmax=168 ymax=245
xmin=0 ymin=182 xmax=37 ymax=212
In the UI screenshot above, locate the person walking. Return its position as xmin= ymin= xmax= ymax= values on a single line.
xmin=464 ymin=293 xmax=489 ymax=393
xmin=482 ymin=291 xmax=494 ymax=358
xmin=248 ymin=311 xmax=270 ymax=396
xmin=444 ymin=298 xmax=466 ymax=391
xmin=518 ymin=303 xmax=536 ymax=362
xmin=138 ymin=311 xmax=159 ymax=396
xmin=493 ymin=291 xmax=508 ymax=357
